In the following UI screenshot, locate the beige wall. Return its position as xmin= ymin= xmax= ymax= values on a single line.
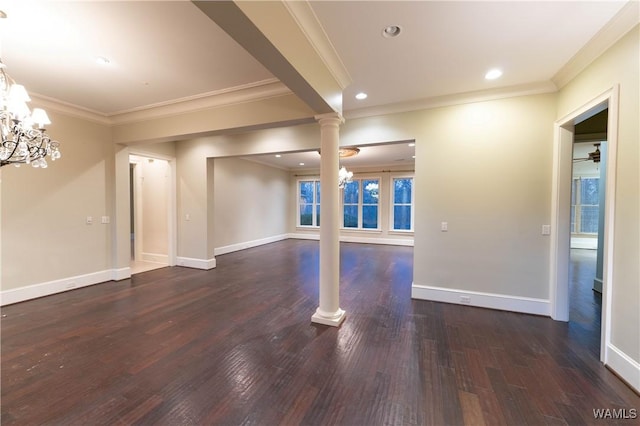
xmin=340 ymin=94 xmax=557 ymax=300
xmin=557 ymin=26 xmax=639 ymax=366
xmin=213 ymin=157 xmax=290 ymax=250
xmin=1 ymin=111 xmax=113 ymax=290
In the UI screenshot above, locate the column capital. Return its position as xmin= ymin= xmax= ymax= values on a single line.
xmin=314 ymin=112 xmax=345 ymax=126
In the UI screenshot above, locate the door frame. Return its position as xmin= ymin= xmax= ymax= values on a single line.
xmin=128 ymin=151 xmax=177 ymax=267
xmin=549 ymin=85 xmax=619 ymax=363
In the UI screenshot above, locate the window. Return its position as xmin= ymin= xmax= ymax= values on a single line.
xmin=391 ymin=177 xmax=414 ymax=231
xmin=342 ymin=178 xmax=380 ymax=229
xmin=298 ymin=179 xmax=320 ymax=227
xmin=571 ymin=177 xmax=599 ymax=234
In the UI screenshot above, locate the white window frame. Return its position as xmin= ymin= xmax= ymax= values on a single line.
xmin=340 ymin=176 xmax=381 ymax=231
xmin=571 ymin=176 xmax=599 ymax=235
xmin=297 ymin=178 xmax=320 ymax=228
xmin=389 ymin=174 xmax=415 ymax=233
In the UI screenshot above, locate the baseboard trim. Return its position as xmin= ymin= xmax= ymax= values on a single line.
xmin=176 ymin=256 xmax=216 ymax=270
xmin=214 ymin=234 xmax=289 ymax=256
xmin=288 ymin=233 xmax=320 ymax=241
xmin=411 ymin=283 xmax=550 ymax=316
xmin=112 ymin=267 xmax=131 ymax=281
xmin=606 ymin=343 xmax=640 ymax=393
xmin=288 ymin=233 xmax=413 ymax=246
xmin=141 ymin=252 xmax=169 ymax=264
xmin=0 ymin=270 xmax=114 ymax=306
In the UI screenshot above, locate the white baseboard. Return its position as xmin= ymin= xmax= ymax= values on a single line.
xmin=141 ymin=252 xmax=169 ymax=264
xmin=112 ymin=267 xmax=131 ymax=281
xmin=0 ymin=270 xmax=115 ymax=306
xmin=288 ymin=233 xmax=413 ymax=246
xmin=288 ymin=233 xmax=320 ymax=241
xmin=411 ymin=283 xmax=550 ymax=316
xmin=214 ymin=234 xmax=289 ymax=256
xmin=606 ymin=343 xmax=640 ymax=393
xmin=176 ymin=256 xmax=216 ymax=270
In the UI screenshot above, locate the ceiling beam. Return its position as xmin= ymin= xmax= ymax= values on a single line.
xmin=192 ymin=0 xmax=348 ymax=115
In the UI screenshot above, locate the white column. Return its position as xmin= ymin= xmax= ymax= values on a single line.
xmin=312 ymin=113 xmax=346 ymax=326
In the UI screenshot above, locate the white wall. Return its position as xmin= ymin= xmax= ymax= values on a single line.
xmin=557 ymin=25 xmax=639 ymax=388
xmin=213 ymin=157 xmax=290 ymax=254
xmin=1 ymin=111 xmax=114 ymax=302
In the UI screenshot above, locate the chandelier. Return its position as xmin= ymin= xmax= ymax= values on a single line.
xmin=338 ymin=166 xmax=353 ymax=189
xmin=0 ymin=59 xmax=61 ymax=168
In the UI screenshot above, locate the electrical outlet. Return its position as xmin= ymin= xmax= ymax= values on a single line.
xmin=542 ymin=224 xmax=551 ymax=235
xmin=460 ymin=295 xmax=471 ymax=304
xmin=441 ymin=221 xmax=448 ymax=232
xmin=86 ymin=216 xmax=93 ymax=225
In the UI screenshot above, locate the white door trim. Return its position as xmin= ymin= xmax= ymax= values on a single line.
xmin=549 ymin=85 xmax=619 ymax=364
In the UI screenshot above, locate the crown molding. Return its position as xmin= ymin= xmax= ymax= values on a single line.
xmin=344 ymin=81 xmax=558 ymax=120
xmin=552 ymin=1 xmax=640 ymax=89
xmin=30 ymin=93 xmax=111 ymax=126
xmin=281 ymin=0 xmax=352 ymax=90
xmin=109 ymin=79 xmax=291 ymax=125
xmin=29 ymin=79 xmax=294 ymax=127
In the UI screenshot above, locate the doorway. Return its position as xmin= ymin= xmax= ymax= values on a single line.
xmin=129 ymin=154 xmax=171 ymax=274
xmin=550 ymin=87 xmax=619 ymax=363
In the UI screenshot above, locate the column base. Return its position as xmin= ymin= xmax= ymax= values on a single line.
xmin=311 ymin=307 xmax=346 ymax=327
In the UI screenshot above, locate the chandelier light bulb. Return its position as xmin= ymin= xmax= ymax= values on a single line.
xmin=31 ymin=108 xmax=51 ymax=128
xmin=9 ymin=84 xmax=30 ymax=103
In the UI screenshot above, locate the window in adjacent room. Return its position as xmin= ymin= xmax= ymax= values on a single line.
xmin=342 ymin=178 xmax=380 ymax=230
xmin=571 ymin=177 xmax=599 ymax=234
xmin=298 ymin=179 xmax=321 ymax=227
xmin=391 ymin=176 xmax=414 ymax=231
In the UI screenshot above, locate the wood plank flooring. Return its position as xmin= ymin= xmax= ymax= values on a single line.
xmin=1 ymin=241 xmax=638 ymax=425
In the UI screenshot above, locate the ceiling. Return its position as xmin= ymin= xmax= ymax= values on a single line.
xmin=0 ymin=0 xmax=631 ymax=169
xmin=243 ymin=140 xmax=416 ymax=171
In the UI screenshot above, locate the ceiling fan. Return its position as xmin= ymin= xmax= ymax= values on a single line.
xmin=574 ymin=143 xmax=601 ymax=163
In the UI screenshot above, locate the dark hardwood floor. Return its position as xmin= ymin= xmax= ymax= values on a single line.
xmin=1 ymin=241 xmax=638 ymax=425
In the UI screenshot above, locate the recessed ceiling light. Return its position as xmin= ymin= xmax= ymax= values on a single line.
xmin=96 ymin=56 xmax=111 ymax=65
xmin=275 ymin=154 xmax=282 ymax=158
xmin=382 ymin=25 xmax=402 ymax=38
xmin=299 ymin=162 xmax=305 ymax=166
xmin=485 ymin=68 xmax=503 ymax=80
xmin=412 ymin=155 xmax=416 ymax=159
xmin=355 ymin=92 xmax=368 ymax=100
xmin=408 ymin=143 xmax=415 ymax=147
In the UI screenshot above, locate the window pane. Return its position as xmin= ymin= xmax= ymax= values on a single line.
xmin=580 ymin=206 xmax=599 ymax=233
xmin=315 ymin=181 xmax=321 ymax=204
xmin=570 ymin=205 xmax=576 ymax=233
xmin=344 ymin=205 xmax=358 ymax=227
xmin=394 ymin=206 xmax=412 ymax=230
xmin=343 ymin=181 xmax=359 ymax=204
xmin=300 ymin=204 xmax=313 ymax=226
xmin=362 ymin=205 xmax=378 ymax=229
xmin=363 ymin=179 xmax=379 ymax=204
xmin=571 ymin=179 xmax=577 ymax=205
xmin=316 ymin=205 xmax=321 ymax=227
xmin=581 ymin=178 xmax=599 ymax=205
xmin=300 ymin=181 xmax=314 ymax=204
xmin=394 ymin=178 xmax=412 ymax=204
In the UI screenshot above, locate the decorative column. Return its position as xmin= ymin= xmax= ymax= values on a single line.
xmin=312 ymin=113 xmax=346 ymax=327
